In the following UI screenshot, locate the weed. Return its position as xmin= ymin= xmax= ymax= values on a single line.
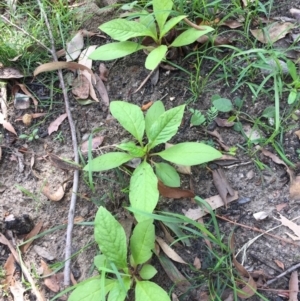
xmin=68 ymin=206 xmax=170 ymax=301
xmin=89 ymin=0 xmax=213 ymax=70
xmin=19 ymin=128 xmax=39 ymax=142
xmin=84 ymin=100 xmax=221 ymax=221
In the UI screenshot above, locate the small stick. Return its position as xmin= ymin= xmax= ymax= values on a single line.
xmin=36 ymin=0 xmax=80 ymax=286
xmin=0 ymin=15 xmax=52 ymax=53
xmin=216 ymin=215 xmax=300 ymax=246
xmin=0 ymin=233 xmax=45 ymax=301
xmin=183 ymin=17 xmax=207 ymax=30
xmin=265 ymin=262 xmax=300 ymax=287
xmin=132 ymin=67 xmax=156 ymax=94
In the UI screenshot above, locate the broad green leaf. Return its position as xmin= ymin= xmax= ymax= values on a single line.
xmin=129 ymin=161 xmax=159 ymax=222
xmin=145 ymin=45 xmax=168 ymax=70
xmin=130 ymin=220 xmax=155 ymax=265
xmin=288 ymin=89 xmax=297 ymax=104
xmin=156 ymin=142 xmax=222 ymax=165
xmin=89 ymin=42 xmax=143 ymax=61
xmin=139 ymin=264 xmax=157 ymax=280
xmin=83 ymin=152 xmax=134 ymax=172
xmin=94 ymin=254 xmax=108 ymax=270
xmin=160 ymin=15 xmax=186 ymax=39
xmin=140 ymin=13 xmax=158 ymax=41
xmin=153 ymin=0 xmax=173 ymax=33
xmin=107 ymin=277 xmax=131 ymax=301
xmin=287 ymin=60 xmax=297 ymax=81
xmin=189 ymin=109 xmax=206 ymax=126
xmin=117 ymin=141 xmax=146 ymax=157
xmin=94 ymin=207 xmax=127 ymax=269
xmin=110 ymin=101 xmax=145 ymax=144
xmin=212 ymin=98 xmax=233 ymax=112
xmin=145 ymin=101 xmax=165 ymax=138
xmin=155 ymin=162 xmax=180 ymax=187
xmin=170 ymin=26 xmax=214 ymax=47
xmin=69 ymin=278 xmax=116 ymax=301
xmin=135 ymin=281 xmax=170 ymax=301
xmin=100 ymin=19 xmax=156 ymax=41
xmin=261 ymin=106 xmax=275 ymax=118
xmin=148 ymin=105 xmax=185 ymax=149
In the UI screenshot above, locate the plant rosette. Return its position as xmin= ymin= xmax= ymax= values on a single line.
xmin=89 ymin=0 xmax=214 ymax=70
xmin=68 ymin=207 xmax=170 ymax=301
xmin=83 ymin=100 xmax=221 ymax=222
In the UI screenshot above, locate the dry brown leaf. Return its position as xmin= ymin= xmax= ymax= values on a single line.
xmin=48 ymin=113 xmax=67 ymax=135
xmin=99 ymin=63 xmax=109 ymax=81
xmin=141 ymin=101 xmax=153 ymax=111
xmin=82 ymin=70 xmax=99 ymax=102
xmin=230 ymin=235 xmax=257 ymax=299
xmin=34 ymin=62 xmax=96 ymax=84
xmin=276 ymin=203 xmax=288 ymax=212
xmin=3 ymin=254 xmax=15 ymax=291
xmin=197 ymin=35 xmax=232 ymax=46
xmin=95 ymin=73 xmax=109 ymax=107
xmin=81 ymin=136 xmax=105 ymax=153
xmin=212 ymin=168 xmax=235 ymax=208
xmin=3 ymin=120 xmax=17 ymax=135
xmin=221 ymin=19 xmax=243 ymax=28
xmin=155 ymin=236 xmax=187 ymax=264
xmin=207 ymin=130 xmax=231 ymax=151
xmin=193 ymin=257 xmax=201 ymax=270
xmin=183 ymin=192 xmax=238 ymax=220
xmin=276 ymin=214 xmax=300 ymax=240
xmin=158 ymin=181 xmax=195 ymax=199
xmin=289 ymin=271 xmax=298 ymax=301
xmin=259 ymin=147 xmax=300 ymax=200
xmin=274 ymin=259 xmax=284 ymax=270
xmin=155 ymin=250 xmax=191 ymax=293
xmin=20 ymin=221 xmax=43 ymax=253
xmin=48 ymin=153 xmax=81 ymax=171
xmin=12 ymin=82 xmax=39 ymax=111
xmin=66 ymin=31 xmax=85 ymax=61
xmin=56 ymin=49 xmax=65 ymax=58
xmin=78 ymin=46 xmax=97 ymax=69
xmin=250 ymin=22 xmax=294 ymax=43
xmin=215 ymin=117 xmax=235 ymax=127
xmin=72 ymin=74 xmax=90 ymax=99
xmin=42 ymin=182 xmax=67 ymax=201
xmin=10 ymin=281 xmax=25 ymax=301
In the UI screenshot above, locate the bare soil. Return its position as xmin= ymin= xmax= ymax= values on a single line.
xmin=1 ymin=1 xmax=300 ymax=300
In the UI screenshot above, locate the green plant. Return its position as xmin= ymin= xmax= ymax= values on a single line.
xmin=286 ymin=59 xmax=300 ymax=104
xmin=84 ymin=100 xmax=221 ymax=221
xmin=89 ymin=0 xmax=214 ymax=70
xmin=189 ymin=104 xmax=219 ymax=127
xmin=69 ymin=206 xmax=170 ymax=301
xmin=19 ymin=128 xmax=39 ymax=142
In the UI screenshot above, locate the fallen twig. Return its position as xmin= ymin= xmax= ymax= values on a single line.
xmin=37 ymin=0 xmax=80 ymax=286
xmin=0 ymin=233 xmax=45 ymax=301
xmin=132 ymin=67 xmax=156 ymax=94
xmin=216 ymin=215 xmax=300 ymax=246
xmin=265 ymin=262 xmax=300 ymax=287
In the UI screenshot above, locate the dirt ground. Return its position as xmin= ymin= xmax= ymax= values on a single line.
xmin=1 ymin=0 xmax=300 ymax=300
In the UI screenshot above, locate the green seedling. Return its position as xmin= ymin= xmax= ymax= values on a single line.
xmin=89 ymin=0 xmax=213 ymax=70
xmin=83 ymin=100 xmax=221 ymax=221
xmin=286 ymin=60 xmax=300 ymax=104
xmin=69 ymin=206 xmax=170 ymax=301
xmin=19 ymin=128 xmax=39 ymax=142
xmin=189 ymin=105 xmax=218 ymax=127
